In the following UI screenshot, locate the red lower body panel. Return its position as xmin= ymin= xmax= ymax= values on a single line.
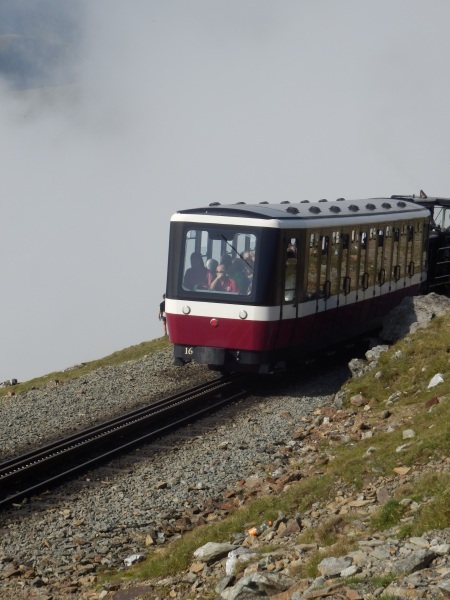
xmin=167 ymin=285 xmax=419 ymax=355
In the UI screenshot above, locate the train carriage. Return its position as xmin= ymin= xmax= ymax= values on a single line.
xmin=165 ymin=195 xmax=447 ymax=374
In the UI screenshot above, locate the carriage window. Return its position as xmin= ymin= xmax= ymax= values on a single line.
xmin=319 ymin=234 xmax=331 ymax=297
xmin=367 ymin=229 xmax=378 ymax=287
xmin=392 ymin=227 xmax=401 ymax=280
xmin=382 ymin=224 xmax=393 ymax=284
xmin=359 ymin=231 xmax=368 ymax=288
xmin=406 ymin=223 xmax=414 ymax=277
xmin=306 ymin=232 xmax=319 ymax=300
xmin=348 ymin=230 xmax=359 ymax=292
xmin=421 ymin=220 xmax=428 ymax=271
xmin=398 ymin=223 xmax=408 ymax=276
xmin=413 ymin=221 xmax=424 ymax=272
xmin=376 ymin=227 xmax=385 ymax=285
xmin=181 ymin=228 xmax=256 ymax=295
xmin=284 ymin=238 xmax=298 ymax=303
xmin=330 ymin=231 xmax=340 ymax=296
xmin=443 ymin=207 xmax=450 ymax=229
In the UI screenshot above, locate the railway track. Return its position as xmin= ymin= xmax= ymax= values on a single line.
xmin=0 ymin=375 xmax=249 ymax=510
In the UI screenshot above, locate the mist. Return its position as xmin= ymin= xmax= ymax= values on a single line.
xmin=2 ymin=0 xmax=450 ymax=383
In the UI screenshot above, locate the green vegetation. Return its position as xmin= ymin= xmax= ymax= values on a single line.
xmin=104 ymin=477 xmax=337 ymax=583
xmin=5 ymin=311 xmax=448 ymax=589
xmin=342 ymin=313 xmax=450 ymax=407
xmin=296 ymin=539 xmax=357 ymax=579
xmin=2 ymin=337 xmax=171 ymax=396
xmin=370 ymin=499 xmax=406 ymax=531
xmin=109 ymin=313 xmax=450 ymax=584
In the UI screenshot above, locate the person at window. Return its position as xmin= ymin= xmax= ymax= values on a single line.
xmin=206 ymin=258 xmax=218 ymax=286
xmin=287 ymin=243 xmax=297 ymax=257
xmin=209 ymin=264 xmax=239 ymax=292
xmin=229 ymin=257 xmax=249 ymax=294
xmin=240 ymin=252 xmax=255 ymax=292
xmin=183 ymin=252 xmax=209 ymax=290
xmin=285 ymin=248 xmax=297 ymax=302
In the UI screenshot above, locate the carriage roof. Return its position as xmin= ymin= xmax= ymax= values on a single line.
xmin=175 ymin=197 xmax=429 ymax=223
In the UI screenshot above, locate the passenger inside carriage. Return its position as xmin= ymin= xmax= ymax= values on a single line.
xmin=220 ymin=253 xmax=233 ymax=271
xmin=206 ymin=258 xmax=219 ymax=286
xmin=284 ymin=246 xmax=297 ymax=302
xmin=183 ymin=252 xmax=210 ymax=290
xmin=209 ymin=263 xmax=239 ymax=293
xmin=240 ymin=251 xmax=255 ymax=292
xmin=229 ymin=257 xmax=250 ymax=293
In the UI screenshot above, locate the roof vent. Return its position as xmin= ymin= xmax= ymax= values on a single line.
xmin=318 ymin=198 xmax=328 ymax=202
xmin=281 ymin=200 xmax=290 ymax=204
xmin=309 ymin=206 xmax=321 ymax=214
xmin=209 ymin=202 xmax=221 ymax=206
xmin=397 ymin=201 xmax=407 ymax=208
xmin=382 ymin=202 xmax=392 ymax=209
xmin=336 ymin=197 xmax=345 ymax=201
xmin=259 ymin=201 xmax=269 ymax=204
xmin=348 ymin=204 xmax=360 ymax=212
xmin=329 ymin=205 xmax=341 ymax=213
xmin=366 ymin=203 xmax=376 ymax=210
xmin=286 ymin=205 xmax=299 ymax=214
xmin=235 ymin=201 xmax=246 ymax=205
xmin=300 ymin=200 xmax=310 ymax=203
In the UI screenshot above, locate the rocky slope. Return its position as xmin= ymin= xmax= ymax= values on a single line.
xmin=0 ymin=294 xmax=449 ymax=600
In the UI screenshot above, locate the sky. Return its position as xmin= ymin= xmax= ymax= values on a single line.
xmin=1 ymin=0 xmax=450 ymax=383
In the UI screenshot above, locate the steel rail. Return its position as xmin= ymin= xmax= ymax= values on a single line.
xmin=0 ymin=375 xmax=248 ymax=509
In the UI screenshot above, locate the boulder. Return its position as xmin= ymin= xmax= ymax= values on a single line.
xmin=380 ymin=293 xmax=450 ymax=343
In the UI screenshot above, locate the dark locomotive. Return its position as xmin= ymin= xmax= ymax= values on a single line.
xmin=165 ymin=192 xmax=450 ymax=374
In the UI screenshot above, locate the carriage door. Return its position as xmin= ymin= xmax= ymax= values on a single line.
xmin=313 ymin=231 xmax=335 ymax=336
xmin=337 ymin=230 xmax=359 ymax=330
xmin=280 ymin=236 xmax=298 ymax=347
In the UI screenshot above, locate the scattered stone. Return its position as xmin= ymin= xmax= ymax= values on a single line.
xmin=393 ymin=466 xmax=411 ymax=475
xmin=428 ymin=373 xmax=445 ymax=389
xmin=391 ymin=549 xmax=436 ymax=573
xmin=403 ymin=429 xmax=416 ymax=439
xmin=225 ymin=547 xmax=258 ymax=576
xmin=193 ymin=542 xmax=238 ymax=564
xmin=123 ymin=554 xmax=145 ymax=567
xmin=317 ymin=556 xmax=352 ymax=577
xmin=221 ymin=572 xmax=293 ymax=599
xmin=425 ymin=396 xmax=440 ymax=408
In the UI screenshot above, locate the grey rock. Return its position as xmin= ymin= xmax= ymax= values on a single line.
xmin=221 ymin=572 xmax=292 ymax=599
xmin=340 ymin=565 xmax=359 ymax=577
xmin=391 ymin=549 xmax=436 ymax=574
xmin=402 ymin=429 xmax=416 ymax=439
xmin=226 ymin=547 xmax=259 ymax=576
xmin=193 ymin=542 xmax=239 ymax=563
xmin=380 ymin=292 xmax=450 ymax=343
xmin=348 ymin=358 xmax=367 ymax=378
xmin=437 ymin=580 xmax=450 ymax=597
xmin=409 ymin=537 xmax=430 ymax=549
xmin=216 ymin=575 xmax=235 ymax=594
xmin=317 ymin=556 xmax=352 ymax=577
xmin=365 ymin=345 xmax=389 ymax=363
xmin=430 ymin=543 xmax=450 ymax=555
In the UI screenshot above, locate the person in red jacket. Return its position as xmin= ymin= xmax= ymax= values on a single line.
xmin=209 ymin=264 xmax=239 ymax=293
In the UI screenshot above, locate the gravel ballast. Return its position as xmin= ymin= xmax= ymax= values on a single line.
xmin=0 ymin=350 xmax=346 ymax=598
